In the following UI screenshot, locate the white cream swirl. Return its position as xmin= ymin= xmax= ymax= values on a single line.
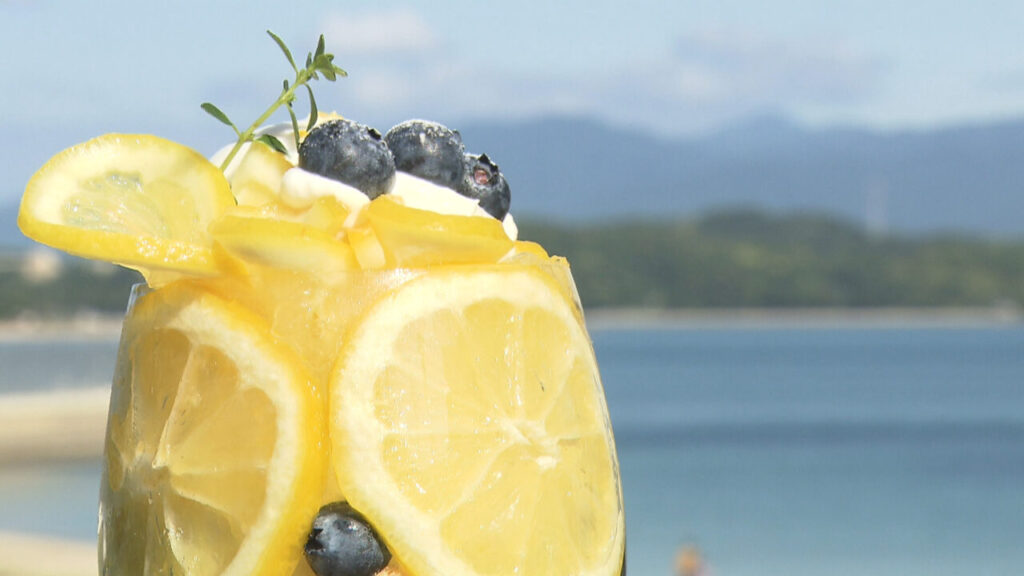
xmin=211 ymin=121 xmax=518 ymax=240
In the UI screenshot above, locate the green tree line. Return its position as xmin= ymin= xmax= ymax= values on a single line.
xmin=519 ymin=209 xmax=1024 ymax=309
xmin=0 ymin=257 xmax=140 ymax=318
xmin=3 ymin=208 xmax=1024 ymax=318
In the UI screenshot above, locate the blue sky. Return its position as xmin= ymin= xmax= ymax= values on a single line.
xmin=3 ymin=0 xmax=1024 ymax=205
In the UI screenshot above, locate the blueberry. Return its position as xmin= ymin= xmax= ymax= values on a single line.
xmin=304 ymin=502 xmax=391 ymax=576
xmin=299 ymin=119 xmax=395 ymax=199
xmin=384 ymin=120 xmax=465 ymax=189
xmin=457 ymin=153 xmax=511 ymax=220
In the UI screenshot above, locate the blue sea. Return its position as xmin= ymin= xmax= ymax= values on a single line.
xmin=2 ymin=325 xmax=1023 ymax=575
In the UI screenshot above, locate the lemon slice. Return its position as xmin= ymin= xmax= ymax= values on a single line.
xmin=365 ymin=196 xmax=514 ymax=267
xmin=100 ymin=283 xmax=325 ymax=575
xmin=211 ymin=213 xmax=358 ymax=280
xmin=330 ymin=265 xmax=625 ymax=576
xmin=227 ymin=142 xmax=294 ymax=207
xmin=18 ymin=134 xmax=234 ymax=281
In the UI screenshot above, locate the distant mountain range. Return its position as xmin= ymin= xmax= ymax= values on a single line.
xmin=457 ymin=114 xmax=1024 ymax=237
xmin=4 ymin=113 xmax=1024 ymax=246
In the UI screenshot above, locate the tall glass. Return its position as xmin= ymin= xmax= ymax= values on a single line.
xmin=98 ymin=250 xmax=625 ymax=575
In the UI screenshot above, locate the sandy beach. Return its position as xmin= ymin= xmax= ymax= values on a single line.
xmin=0 ymin=531 xmax=95 ymax=576
xmin=0 ymin=387 xmax=108 ymax=465
xmin=0 ymin=315 xmax=122 ymax=343
xmin=0 ymin=388 xmax=106 ymax=574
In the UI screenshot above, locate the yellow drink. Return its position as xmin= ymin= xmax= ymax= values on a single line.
xmin=21 ymin=123 xmax=625 ymax=575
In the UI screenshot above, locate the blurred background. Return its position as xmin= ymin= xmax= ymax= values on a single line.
xmin=2 ymin=1 xmax=1024 ymax=575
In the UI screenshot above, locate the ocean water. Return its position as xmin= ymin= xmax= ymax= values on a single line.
xmin=0 ymin=337 xmax=118 ymax=394
xmin=600 ymin=327 xmax=1024 ymax=576
xmin=2 ymin=326 xmax=1023 ymax=575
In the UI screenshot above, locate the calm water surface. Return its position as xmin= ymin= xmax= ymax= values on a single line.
xmin=2 ymin=326 xmax=1023 ymax=575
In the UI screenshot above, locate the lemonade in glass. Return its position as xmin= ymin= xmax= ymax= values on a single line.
xmin=17 ymin=34 xmax=624 ymax=576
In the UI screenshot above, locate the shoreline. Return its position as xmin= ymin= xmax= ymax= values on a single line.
xmin=0 ymin=306 xmax=1022 ymax=339
xmin=0 ymin=531 xmax=95 ymax=576
xmin=0 ymin=314 xmax=123 ymax=342
xmin=585 ymin=306 xmax=1024 ymax=330
xmin=0 ymin=387 xmax=108 ymax=465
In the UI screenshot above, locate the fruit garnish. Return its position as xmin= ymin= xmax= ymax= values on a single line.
xmin=303 ymin=195 xmax=355 ymax=236
xmin=458 ymin=153 xmax=511 ymax=220
xmin=328 ymin=266 xmax=625 ymax=576
xmin=18 ymin=134 xmax=234 ymax=284
xmin=383 ymin=120 xmax=513 ymax=220
xmin=304 ymin=502 xmax=392 ymax=576
xmin=227 ymin=140 xmax=295 ymax=207
xmin=202 ymin=31 xmax=348 ymax=172
xmin=364 ymin=196 xmax=514 ymax=267
xmin=507 ymin=240 xmax=550 ymax=259
xmin=346 ymin=225 xmax=388 ymax=270
xmin=279 ymin=167 xmax=373 ymax=213
xmin=298 ymin=119 xmax=397 ymax=198
xmin=210 ymin=213 xmax=359 ymax=280
xmin=384 ymin=120 xmax=466 ymax=190
xmin=99 ymin=283 xmax=325 ymax=575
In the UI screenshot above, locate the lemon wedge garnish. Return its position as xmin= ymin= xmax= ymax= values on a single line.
xmin=365 ymin=196 xmax=514 ymax=267
xmin=211 ymin=213 xmax=358 ymax=280
xmin=329 ymin=264 xmax=625 ymax=576
xmin=99 ymin=283 xmax=325 ymax=576
xmin=18 ymin=134 xmax=234 ymax=283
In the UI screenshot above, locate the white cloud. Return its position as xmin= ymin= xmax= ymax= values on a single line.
xmin=326 ymin=17 xmax=884 ymax=135
xmin=556 ymin=29 xmax=887 ymax=134
xmin=197 ymin=13 xmax=885 ymax=137
xmin=670 ymin=29 xmax=885 ymax=105
xmin=322 ymin=8 xmax=440 ymax=56
xmin=328 ymin=60 xmax=596 ymax=131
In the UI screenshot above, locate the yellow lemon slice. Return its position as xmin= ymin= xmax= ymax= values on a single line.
xmin=99 ymin=283 xmax=325 ymax=576
xmin=18 ymin=134 xmax=234 ymax=282
xmin=302 ymin=196 xmax=353 ymax=237
xmin=330 ymin=265 xmax=625 ymax=576
xmin=365 ymin=196 xmax=514 ymax=267
xmin=211 ymin=213 xmax=358 ymax=280
xmin=506 ymin=240 xmax=549 ymax=259
xmin=228 ymin=142 xmax=294 ymax=207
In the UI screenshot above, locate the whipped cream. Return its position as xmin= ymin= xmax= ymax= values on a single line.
xmin=278 ymin=168 xmax=518 ymax=239
xmin=211 ymin=121 xmax=518 ymax=240
xmin=279 ymin=168 xmax=367 ymax=224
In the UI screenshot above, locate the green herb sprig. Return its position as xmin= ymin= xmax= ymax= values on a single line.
xmin=202 ymin=30 xmax=347 ymax=172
